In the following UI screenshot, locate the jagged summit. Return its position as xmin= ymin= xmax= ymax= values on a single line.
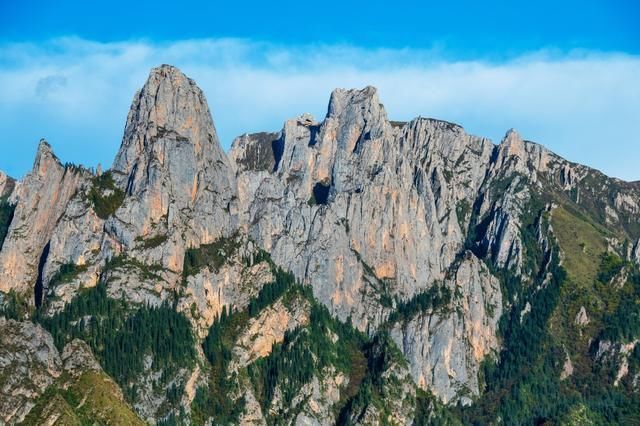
xmin=32 ymin=139 xmax=61 ymax=175
xmin=112 ymin=64 xmax=226 ymax=189
xmin=327 ymin=85 xmax=383 ymax=117
xmin=0 ymin=171 xmax=15 ymax=199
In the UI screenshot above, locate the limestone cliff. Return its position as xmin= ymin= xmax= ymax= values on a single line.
xmin=2 ymin=65 xmax=640 ymax=424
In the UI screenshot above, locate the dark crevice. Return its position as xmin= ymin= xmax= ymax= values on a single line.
xmin=0 ymin=200 xmax=16 ymax=251
xmin=313 ymin=182 xmax=331 ymax=205
xmin=272 ymin=137 xmax=285 ymax=173
xmin=35 ymin=241 xmax=50 ymax=309
xmin=307 ymin=125 xmax=320 ymax=147
xmin=126 ymin=163 xmax=138 ymax=196
xmin=352 ymin=129 xmax=371 ymax=154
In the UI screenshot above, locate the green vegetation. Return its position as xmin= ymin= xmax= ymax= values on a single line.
xmin=387 ymin=284 xmax=452 ymax=325
xmin=600 ymin=268 xmax=640 ymax=342
xmin=196 ymin=303 xmax=247 ymax=424
xmin=48 ymin=262 xmax=88 ymax=290
xmin=196 ymin=265 xmax=300 ymax=424
xmin=88 ymin=171 xmax=125 ymax=219
xmin=0 ymin=197 xmax=15 ymax=250
xmin=551 ymin=205 xmax=608 ymax=286
xmin=248 ymin=266 xmax=298 ymax=316
xmin=135 ymin=234 xmax=168 ymax=249
xmin=183 ymin=234 xmax=242 ymax=277
xmin=414 ymin=389 xmax=462 ymax=426
xmin=249 ymin=302 xmax=365 ymax=417
xmin=307 ymin=194 xmax=317 ymax=206
xmin=455 ymin=192 xmax=640 ymax=424
xmin=455 ymin=199 xmax=471 ymax=231
xmin=597 ymin=253 xmax=626 ymax=284
xmin=194 ymin=254 xmax=383 ymax=425
xmin=36 ymin=282 xmax=196 ymax=401
xmin=0 ymin=289 xmax=30 ymax=320
xmin=458 ymin=245 xmax=570 ymax=423
xmin=337 ymin=331 xmax=409 ymax=425
xmin=103 ymin=254 xmax=164 ymax=281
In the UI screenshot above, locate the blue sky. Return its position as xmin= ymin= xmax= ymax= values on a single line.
xmin=1 ymin=0 xmax=639 ymax=180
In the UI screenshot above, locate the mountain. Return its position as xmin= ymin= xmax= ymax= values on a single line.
xmin=1 ymin=64 xmax=639 ymax=425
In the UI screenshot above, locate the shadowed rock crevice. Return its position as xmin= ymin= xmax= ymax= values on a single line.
xmin=34 ymin=241 xmax=50 ymax=308
xmin=272 ymin=137 xmax=285 ymax=172
xmin=0 ymin=200 xmax=15 ymax=251
xmin=312 ymin=182 xmax=331 ymax=205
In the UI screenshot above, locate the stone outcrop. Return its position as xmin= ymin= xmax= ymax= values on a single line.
xmin=230 ymin=297 xmax=310 ymax=371
xmin=0 ymin=319 xmax=137 ymax=425
xmin=391 ymin=254 xmax=501 ymax=403
xmin=177 ymin=236 xmax=275 ymax=338
xmin=0 ymin=318 xmax=62 ymax=424
xmin=0 ymin=171 xmax=14 ymax=198
xmin=0 ymin=141 xmax=90 ymax=298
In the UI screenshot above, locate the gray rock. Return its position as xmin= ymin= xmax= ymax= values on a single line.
xmin=0 ymin=141 xmax=89 ymax=298
xmin=0 ymin=318 xmax=62 ymax=424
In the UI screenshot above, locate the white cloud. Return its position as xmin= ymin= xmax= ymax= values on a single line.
xmin=0 ymin=37 xmax=639 ymax=180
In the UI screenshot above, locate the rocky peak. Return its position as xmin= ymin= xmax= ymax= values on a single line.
xmin=326 ymin=86 xmax=383 ymax=119
xmin=0 ymin=141 xmax=89 ymax=296
xmin=493 ymin=128 xmax=552 ymax=176
xmin=105 ymin=64 xmax=237 ymax=275
xmin=0 ymin=170 xmax=15 ymax=198
xmin=325 ymin=86 xmax=389 ymax=155
xmin=32 ymin=139 xmax=61 ymax=177
xmin=112 ymin=64 xmax=230 ymax=195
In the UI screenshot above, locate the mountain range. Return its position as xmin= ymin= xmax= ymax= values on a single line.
xmin=1 ymin=64 xmax=639 ymax=425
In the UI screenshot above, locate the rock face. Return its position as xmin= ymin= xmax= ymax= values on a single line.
xmin=232 ymin=88 xmax=495 ymax=329
xmin=110 ymin=64 xmax=236 ymax=268
xmin=391 ymin=254 xmax=502 ymax=403
xmin=230 ymin=87 xmax=506 ymax=400
xmin=177 ymin=235 xmax=275 ymax=338
xmin=230 ymin=297 xmax=310 ymax=371
xmin=0 ymin=141 xmax=90 ymax=297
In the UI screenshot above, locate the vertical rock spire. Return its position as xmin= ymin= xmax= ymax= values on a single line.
xmin=0 ymin=140 xmax=88 ymax=296
xmin=109 ymin=65 xmax=236 ymax=269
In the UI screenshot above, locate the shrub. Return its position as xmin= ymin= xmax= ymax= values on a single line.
xmin=88 ymin=171 xmax=125 ymax=219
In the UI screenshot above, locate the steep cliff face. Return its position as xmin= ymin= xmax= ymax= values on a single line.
xmin=2 ymin=65 xmax=640 ymax=424
xmin=231 ymin=88 xmax=495 ymax=328
xmin=0 ymin=142 xmax=90 ymax=299
xmin=390 ymin=254 xmax=502 ymax=404
xmin=111 ymin=65 xmax=235 ymax=256
xmin=230 ymin=87 xmax=504 ymax=401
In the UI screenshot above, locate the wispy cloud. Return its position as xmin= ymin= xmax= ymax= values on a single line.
xmin=0 ymin=37 xmax=639 ymax=180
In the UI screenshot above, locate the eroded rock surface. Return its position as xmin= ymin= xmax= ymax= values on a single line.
xmin=0 ymin=318 xmax=62 ymax=424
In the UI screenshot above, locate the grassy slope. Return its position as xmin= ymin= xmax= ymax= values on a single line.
xmin=544 ymin=199 xmax=640 ymax=423
xmin=22 ymin=371 xmax=145 ymax=425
